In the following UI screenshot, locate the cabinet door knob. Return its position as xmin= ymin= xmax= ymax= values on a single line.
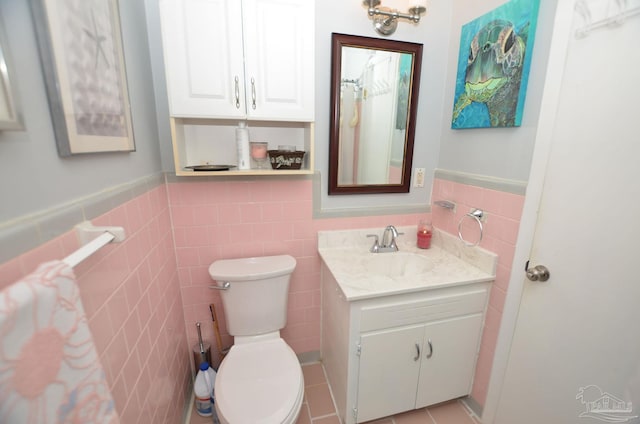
xmin=426 ymin=339 xmax=433 ymax=359
xmin=251 ymin=77 xmax=257 ymax=110
xmin=234 ymin=76 xmax=240 ymax=109
xmin=414 ymin=343 xmax=420 ymax=361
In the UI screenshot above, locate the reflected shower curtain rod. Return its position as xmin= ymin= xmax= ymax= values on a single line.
xmin=576 ymin=2 xmax=640 ymax=37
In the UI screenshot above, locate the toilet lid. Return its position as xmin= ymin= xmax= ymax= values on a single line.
xmin=215 ymin=338 xmax=303 ymax=424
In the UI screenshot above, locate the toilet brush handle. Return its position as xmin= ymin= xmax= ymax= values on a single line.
xmin=196 ymin=322 xmax=205 ymax=354
xmin=210 ymin=304 xmax=226 ymax=362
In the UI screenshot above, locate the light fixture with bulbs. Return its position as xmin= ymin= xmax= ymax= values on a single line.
xmin=362 ymin=0 xmax=427 ymax=36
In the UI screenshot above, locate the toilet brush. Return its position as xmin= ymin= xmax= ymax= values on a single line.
xmin=193 ymin=322 xmax=212 ymax=373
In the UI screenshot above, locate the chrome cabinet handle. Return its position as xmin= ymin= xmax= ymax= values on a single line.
xmin=426 ymin=339 xmax=433 ymax=359
xmin=251 ymin=77 xmax=256 ymax=110
xmin=209 ymin=281 xmax=231 ymax=290
xmin=414 ymin=343 xmax=420 ymax=361
xmin=234 ymin=76 xmax=240 ymax=109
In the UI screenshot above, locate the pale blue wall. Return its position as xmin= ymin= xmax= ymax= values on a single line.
xmin=143 ymin=0 xmax=453 ymax=213
xmin=0 ymin=0 xmax=163 ymax=223
xmin=0 ymin=0 xmax=557 ymax=225
xmin=145 ymin=0 xmax=555 ymax=214
xmin=437 ymin=0 xmax=557 ymax=182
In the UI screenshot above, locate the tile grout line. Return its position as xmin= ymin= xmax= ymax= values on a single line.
xmin=302 ymin=402 xmax=313 ymax=424
xmin=311 ymin=413 xmax=339 ymax=423
xmin=426 ymin=408 xmax=437 ymax=424
xmin=458 ymin=399 xmax=481 ymax=423
xmin=310 ymin=411 xmax=338 ymax=420
xmin=320 ymin=362 xmax=342 ymax=423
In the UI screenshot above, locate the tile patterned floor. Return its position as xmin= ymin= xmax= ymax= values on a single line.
xmin=189 ymin=362 xmax=481 ymax=424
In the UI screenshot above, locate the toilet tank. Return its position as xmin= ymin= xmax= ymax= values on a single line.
xmin=208 ymin=255 xmax=296 ymax=337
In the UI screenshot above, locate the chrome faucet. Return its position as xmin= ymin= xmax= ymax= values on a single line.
xmin=367 ymin=225 xmax=403 ymax=253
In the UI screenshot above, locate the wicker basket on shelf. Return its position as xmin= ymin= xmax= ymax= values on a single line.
xmin=267 ymin=150 xmax=306 ymax=170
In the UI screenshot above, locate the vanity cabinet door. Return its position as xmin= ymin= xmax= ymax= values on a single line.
xmin=416 ymin=314 xmax=484 ymax=408
xmin=356 ymin=325 xmax=423 ymax=423
xmin=159 ymin=0 xmax=245 ymax=118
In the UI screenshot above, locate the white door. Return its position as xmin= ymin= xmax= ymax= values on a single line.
xmin=489 ymin=1 xmax=640 ymax=423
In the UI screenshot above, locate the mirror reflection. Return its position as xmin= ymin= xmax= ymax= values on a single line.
xmin=0 ymin=21 xmax=21 ymax=130
xmin=329 ymin=33 xmax=422 ymax=195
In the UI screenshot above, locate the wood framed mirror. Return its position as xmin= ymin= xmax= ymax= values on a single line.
xmin=328 ymin=33 xmax=423 ymax=195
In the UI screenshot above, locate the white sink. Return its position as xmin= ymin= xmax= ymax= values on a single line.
xmin=318 ymin=227 xmax=498 ymax=300
xmin=356 ymin=252 xmax=434 ymax=278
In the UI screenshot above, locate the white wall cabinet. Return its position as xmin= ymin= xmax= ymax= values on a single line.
xmin=321 ymin=265 xmax=489 ymax=424
xmin=159 ymin=0 xmax=315 ymax=175
xmin=159 ymin=0 xmax=314 ymax=122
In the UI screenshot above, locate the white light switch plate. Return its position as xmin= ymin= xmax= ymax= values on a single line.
xmin=413 ymin=168 xmax=425 ymax=187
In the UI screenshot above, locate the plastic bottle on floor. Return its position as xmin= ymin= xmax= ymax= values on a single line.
xmin=194 ymin=362 xmax=216 ymax=417
xmin=204 ymin=364 xmax=220 ymax=424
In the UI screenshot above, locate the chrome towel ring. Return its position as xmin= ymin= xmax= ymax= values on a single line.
xmin=458 ymin=209 xmax=484 ymax=247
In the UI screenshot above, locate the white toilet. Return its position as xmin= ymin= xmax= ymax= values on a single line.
xmin=208 ymin=255 xmax=304 ymax=424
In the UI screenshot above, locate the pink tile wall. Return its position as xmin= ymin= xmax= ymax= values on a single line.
xmin=431 ymin=178 xmax=524 ymax=407
xmin=0 ymin=186 xmax=190 ymax=424
xmin=168 ymin=179 xmax=426 ymax=368
xmin=0 ymin=176 xmax=521 ymax=420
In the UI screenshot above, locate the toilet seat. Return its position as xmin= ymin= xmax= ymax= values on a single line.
xmin=215 ymin=338 xmax=304 ymax=424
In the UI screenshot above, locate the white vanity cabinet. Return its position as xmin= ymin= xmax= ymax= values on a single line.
xmin=321 ymin=264 xmax=490 ymax=424
xmin=159 ymin=0 xmax=314 ymax=121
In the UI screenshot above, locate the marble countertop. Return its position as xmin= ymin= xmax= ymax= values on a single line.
xmin=318 ymin=226 xmax=497 ymax=301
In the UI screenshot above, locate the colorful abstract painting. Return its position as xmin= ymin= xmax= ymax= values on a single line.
xmin=451 ymin=0 xmax=540 ymax=129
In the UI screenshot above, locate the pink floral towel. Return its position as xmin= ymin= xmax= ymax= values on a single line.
xmin=0 ymin=260 xmax=119 ymax=423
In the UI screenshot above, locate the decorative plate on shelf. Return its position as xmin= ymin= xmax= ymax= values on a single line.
xmin=184 ymin=165 xmax=236 ymax=171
